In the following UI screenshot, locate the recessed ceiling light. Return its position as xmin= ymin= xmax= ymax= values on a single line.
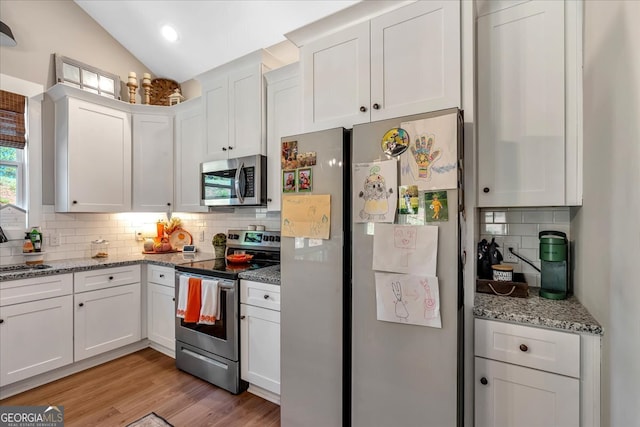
xmin=161 ymin=25 xmax=178 ymax=42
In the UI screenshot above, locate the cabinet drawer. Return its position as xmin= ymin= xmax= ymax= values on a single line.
xmin=74 ymin=265 xmax=141 ymax=293
xmin=475 ymin=318 xmax=580 ymax=378
xmin=241 ymin=280 xmax=280 ymax=311
xmin=147 ymin=265 xmax=174 ymax=287
xmin=0 ymin=274 xmax=73 ymax=306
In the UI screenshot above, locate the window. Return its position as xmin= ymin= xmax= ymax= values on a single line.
xmin=55 ymin=54 xmax=120 ymax=99
xmin=0 ymin=90 xmax=26 ymax=207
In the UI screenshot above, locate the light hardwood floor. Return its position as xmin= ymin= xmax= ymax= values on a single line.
xmin=0 ymin=348 xmax=280 ymax=427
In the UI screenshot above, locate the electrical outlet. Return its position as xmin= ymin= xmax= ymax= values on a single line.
xmin=504 ymin=243 xmax=519 ymax=263
xmin=199 ymin=231 xmax=205 ymax=242
xmin=50 ymin=233 xmax=61 ymax=247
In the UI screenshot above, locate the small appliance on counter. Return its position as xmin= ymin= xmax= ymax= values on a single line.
xmin=539 ymin=230 xmax=569 ymax=300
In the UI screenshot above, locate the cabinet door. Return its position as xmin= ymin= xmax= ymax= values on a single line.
xmin=228 ymin=64 xmax=265 ymax=158
xmin=132 ymin=114 xmax=174 ymax=211
xmin=174 ymin=100 xmax=208 ymax=212
xmin=65 ymin=98 xmax=132 ymax=212
xmin=74 ymin=283 xmax=141 ymax=361
xmin=265 ymin=64 xmax=301 ymax=211
xmin=203 ymin=75 xmax=229 ymax=161
xmin=475 ymin=357 xmax=579 ymax=427
xmin=370 ymin=0 xmax=460 ymax=121
xmin=147 ymin=283 xmax=175 ymax=351
xmin=301 ymin=21 xmax=370 ymax=131
xmin=240 ymin=304 xmax=280 ymax=394
xmin=477 ymin=1 xmax=565 ymax=207
xmin=0 ymin=296 xmax=73 ymax=385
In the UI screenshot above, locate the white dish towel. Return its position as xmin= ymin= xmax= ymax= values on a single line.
xmin=176 ymin=276 xmax=188 ymax=319
xmin=198 ymin=279 xmax=220 ymax=325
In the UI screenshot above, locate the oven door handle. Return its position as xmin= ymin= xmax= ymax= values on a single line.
xmin=234 ymin=162 xmax=245 ymax=204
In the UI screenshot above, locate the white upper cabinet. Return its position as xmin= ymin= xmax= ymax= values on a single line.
xmin=132 ymin=113 xmax=174 ymax=212
xmin=302 ymin=22 xmax=370 ymax=131
xmin=299 ymin=0 xmax=460 ymax=132
xmin=174 ymin=98 xmax=208 ymax=213
xmin=369 ymin=0 xmax=461 ymax=121
xmin=198 ymin=50 xmax=283 ymax=162
xmin=477 ymin=0 xmax=583 ymax=207
xmin=53 ymin=94 xmax=132 ymax=213
xmin=265 ymin=63 xmax=302 ymax=212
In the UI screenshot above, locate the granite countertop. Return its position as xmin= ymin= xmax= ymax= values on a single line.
xmin=0 ymin=252 xmax=218 ymax=282
xmin=474 ymin=289 xmax=603 ymax=335
xmin=238 ymin=264 xmax=281 ymax=286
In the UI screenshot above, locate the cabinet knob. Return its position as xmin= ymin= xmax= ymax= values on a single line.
xmin=222 ymin=147 xmax=227 ymax=151
xmin=264 ymin=294 xmax=270 ymax=299
xmin=108 ymin=276 xmax=114 ymax=280
xmin=228 ymin=146 xmax=233 ymax=150
xmin=483 ymin=187 xmax=490 ymax=193
xmin=519 ymin=344 xmax=529 ymax=352
xmin=359 ymin=106 xmax=367 ymax=112
xmin=0 ymin=318 xmax=4 ymax=324
xmin=240 ymin=315 xmax=246 ymax=320
xmin=267 ymin=198 xmax=272 ymax=202
xmin=72 ymin=200 xmax=78 ymax=204
xmin=167 ymin=202 xmax=171 ymax=206
xmin=480 ymin=377 xmax=488 ymax=385
xmin=372 ymin=103 xmax=380 ymax=110
xmin=159 ymin=274 xmax=165 ymax=278
xmin=78 ymin=302 xmax=84 ymax=307
xmin=172 ymin=297 xmax=175 ymax=302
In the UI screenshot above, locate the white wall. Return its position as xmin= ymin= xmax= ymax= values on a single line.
xmin=573 ymin=1 xmax=640 ymax=425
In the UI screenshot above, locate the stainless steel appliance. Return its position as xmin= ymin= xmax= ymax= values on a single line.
xmin=175 ymin=229 xmax=280 ymax=394
xmin=280 ymin=109 xmax=463 ymax=426
xmin=201 ymin=154 xmax=267 ymax=207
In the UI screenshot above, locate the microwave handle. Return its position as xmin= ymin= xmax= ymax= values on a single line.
xmin=234 ymin=161 xmax=245 ymax=204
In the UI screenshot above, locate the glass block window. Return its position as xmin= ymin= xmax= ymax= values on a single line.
xmin=55 ymin=54 xmax=121 ymax=99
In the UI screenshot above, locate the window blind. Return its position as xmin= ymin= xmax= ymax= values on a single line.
xmin=0 ymin=89 xmax=27 ymax=149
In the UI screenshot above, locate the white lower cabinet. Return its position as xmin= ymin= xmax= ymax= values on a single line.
xmin=74 ymin=266 xmax=141 ymax=361
xmin=146 ymin=265 xmax=176 ymax=355
xmin=0 ymin=295 xmax=73 ymax=386
xmin=475 ymin=357 xmax=579 ymax=427
xmin=240 ymin=280 xmax=281 ymax=400
xmin=474 ymin=318 xmax=599 ymax=427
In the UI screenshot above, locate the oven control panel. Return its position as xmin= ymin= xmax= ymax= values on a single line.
xmin=226 ymin=229 xmax=280 ymax=249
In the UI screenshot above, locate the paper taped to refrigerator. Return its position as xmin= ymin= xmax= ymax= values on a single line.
xmin=374 ymin=272 xmax=441 ymax=328
xmin=372 ymin=224 xmax=438 ymax=276
xmin=400 ymin=112 xmax=458 ymax=190
xmin=353 ymin=160 xmax=397 ymax=223
xmin=281 ymin=194 xmax=331 ymax=239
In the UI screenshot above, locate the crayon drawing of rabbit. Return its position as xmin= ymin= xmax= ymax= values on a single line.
xmin=391 ymin=281 xmax=409 ymax=322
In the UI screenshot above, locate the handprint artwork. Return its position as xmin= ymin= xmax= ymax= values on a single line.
xmin=410 ymin=134 xmax=441 ymax=180
xmin=400 ymin=112 xmax=458 ymax=191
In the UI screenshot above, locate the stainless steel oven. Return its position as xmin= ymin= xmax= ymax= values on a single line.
xmin=174 ymin=272 xmax=244 ymax=394
xmin=174 ymin=229 xmax=280 ymax=395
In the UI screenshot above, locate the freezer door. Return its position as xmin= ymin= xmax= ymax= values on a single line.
xmin=280 ymin=127 xmax=349 ymax=427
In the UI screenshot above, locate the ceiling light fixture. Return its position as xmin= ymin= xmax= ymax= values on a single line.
xmin=161 ymin=25 xmax=179 ymax=43
xmin=0 ymin=21 xmax=17 ymax=47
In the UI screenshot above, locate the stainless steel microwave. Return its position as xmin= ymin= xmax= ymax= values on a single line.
xmin=201 ymin=155 xmax=267 ymax=207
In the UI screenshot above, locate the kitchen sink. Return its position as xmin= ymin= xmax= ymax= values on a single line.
xmin=0 ymin=264 xmax=52 ymax=273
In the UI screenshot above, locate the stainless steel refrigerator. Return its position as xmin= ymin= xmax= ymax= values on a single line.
xmin=281 ymin=109 xmax=463 ymax=427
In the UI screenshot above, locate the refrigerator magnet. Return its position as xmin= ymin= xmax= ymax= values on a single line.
xmin=381 ymin=127 xmax=409 ymax=157
xmin=283 ymin=170 xmax=296 ymax=193
xmin=297 ymin=168 xmax=312 ymax=192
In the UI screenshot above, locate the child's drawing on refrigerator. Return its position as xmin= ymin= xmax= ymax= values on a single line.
xmin=375 ymin=273 xmax=441 ymax=328
xmin=353 ymin=161 xmax=397 ymax=223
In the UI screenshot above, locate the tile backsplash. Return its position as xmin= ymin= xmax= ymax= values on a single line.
xmin=0 ymin=205 xmax=281 ymax=266
xmin=480 ymin=207 xmax=571 ymax=287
